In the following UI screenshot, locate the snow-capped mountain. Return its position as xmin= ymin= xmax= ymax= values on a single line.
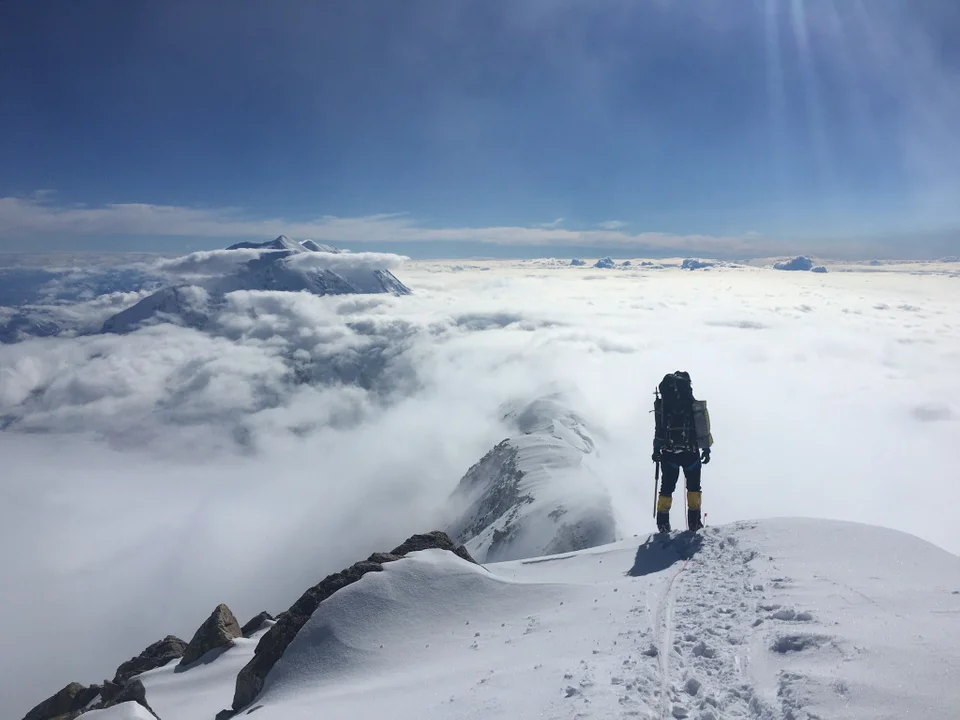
xmin=21 ymin=520 xmax=960 ymax=720
xmin=101 ymin=237 xmax=410 ymax=334
xmin=445 ymin=395 xmax=617 ymax=563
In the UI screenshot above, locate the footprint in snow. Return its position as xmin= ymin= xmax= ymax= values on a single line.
xmin=770 ymin=608 xmax=814 ymax=622
xmin=771 ymin=634 xmax=831 ymax=654
xmin=684 ymin=677 xmax=702 ymax=695
xmin=692 ymin=641 xmax=716 ymax=659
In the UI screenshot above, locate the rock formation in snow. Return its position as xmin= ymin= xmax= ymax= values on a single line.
xmin=21 ymin=531 xmax=471 ymax=720
xmin=445 ymin=395 xmax=617 ymax=563
xmin=22 ymin=683 xmax=101 ymax=720
xmin=240 ymin=612 xmax=275 ymax=639
xmin=179 ymin=604 xmax=242 ymax=667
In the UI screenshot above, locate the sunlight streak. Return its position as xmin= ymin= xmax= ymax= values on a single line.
xmin=789 ymin=0 xmax=835 ymax=198
xmin=763 ymin=0 xmax=788 ymax=204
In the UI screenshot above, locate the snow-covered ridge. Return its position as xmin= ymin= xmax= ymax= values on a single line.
xmin=22 ymin=519 xmax=960 ymax=720
xmin=101 ymin=237 xmax=411 ymax=334
xmin=445 ymin=395 xmax=617 ymax=563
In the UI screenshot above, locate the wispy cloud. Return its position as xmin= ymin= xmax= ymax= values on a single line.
xmin=4 ymin=194 xmax=956 ymax=259
xmin=538 ymin=218 xmax=565 ymax=229
xmin=0 ymin=194 xmax=759 ymax=254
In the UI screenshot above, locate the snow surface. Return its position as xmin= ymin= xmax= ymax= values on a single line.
xmin=133 ymin=519 xmax=960 ymax=720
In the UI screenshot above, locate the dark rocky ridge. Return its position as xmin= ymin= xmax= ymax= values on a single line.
xmin=113 ymin=636 xmax=187 ymax=685
xmin=22 ymin=683 xmax=99 ymax=720
xmin=240 ymin=611 xmax=275 ymax=638
xmin=24 ymin=531 xmax=473 ymax=720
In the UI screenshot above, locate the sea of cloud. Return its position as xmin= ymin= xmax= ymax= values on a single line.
xmin=1 ymin=259 xmax=958 ymax=717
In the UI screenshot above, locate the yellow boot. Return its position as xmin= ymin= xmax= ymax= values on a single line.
xmin=656 ymin=495 xmax=672 ymax=533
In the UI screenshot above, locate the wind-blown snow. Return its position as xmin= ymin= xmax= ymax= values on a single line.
xmin=446 ymin=395 xmax=616 ymax=562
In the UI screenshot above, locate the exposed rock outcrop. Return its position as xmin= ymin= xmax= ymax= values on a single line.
xmin=113 ymin=635 xmax=187 ymax=685
xmin=103 ymin=680 xmax=161 ymax=719
xmin=229 ymin=531 xmax=475 ymax=713
xmin=240 ymin=611 xmax=275 ymax=638
xmin=179 ymin=604 xmax=242 ymax=666
xmin=21 ymin=682 xmax=99 ymax=720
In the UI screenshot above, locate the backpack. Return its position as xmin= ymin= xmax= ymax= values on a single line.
xmin=654 ymin=371 xmax=713 ymax=453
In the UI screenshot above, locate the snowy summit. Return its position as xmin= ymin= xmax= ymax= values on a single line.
xmin=101 ymin=237 xmax=410 ymax=333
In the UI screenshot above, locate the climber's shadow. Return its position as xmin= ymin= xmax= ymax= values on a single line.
xmin=627 ymin=531 xmax=703 ymax=577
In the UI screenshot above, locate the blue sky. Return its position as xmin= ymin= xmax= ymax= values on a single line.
xmin=1 ymin=0 xmax=958 ymax=258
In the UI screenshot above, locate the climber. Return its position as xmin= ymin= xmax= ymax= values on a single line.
xmin=652 ymin=371 xmax=713 ymax=532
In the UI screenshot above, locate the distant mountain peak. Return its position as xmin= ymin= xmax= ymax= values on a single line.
xmin=225 ymin=236 xmax=303 ymax=252
xmin=300 ymin=240 xmax=342 ymax=253
xmin=100 ymin=238 xmax=410 ymax=334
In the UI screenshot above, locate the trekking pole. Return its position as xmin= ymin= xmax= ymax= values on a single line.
xmin=653 ymin=460 xmax=660 ymax=518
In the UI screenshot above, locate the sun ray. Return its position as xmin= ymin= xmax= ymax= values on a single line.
xmin=789 ymin=0 xmax=835 ymax=202
xmin=764 ymin=0 xmax=789 ymax=206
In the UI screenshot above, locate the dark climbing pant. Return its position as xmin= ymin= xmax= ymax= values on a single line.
xmin=659 ymin=452 xmax=702 ymax=496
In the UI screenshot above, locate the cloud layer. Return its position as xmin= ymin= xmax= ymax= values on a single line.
xmin=1 ymin=261 xmax=959 ymax=717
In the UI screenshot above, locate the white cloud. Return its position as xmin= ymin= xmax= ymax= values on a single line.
xmin=1 ymin=262 xmax=959 ymax=716
xmin=284 ymin=249 xmax=408 ymax=272
xmin=597 ymin=220 xmax=626 ymax=230
xmin=155 ymin=248 xmax=267 ymax=279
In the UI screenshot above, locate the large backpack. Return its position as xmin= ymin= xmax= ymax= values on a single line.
xmin=654 ymin=371 xmax=712 ymax=453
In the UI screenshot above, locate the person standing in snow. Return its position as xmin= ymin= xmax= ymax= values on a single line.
xmin=651 ymin=371 xmax=713 ymax=532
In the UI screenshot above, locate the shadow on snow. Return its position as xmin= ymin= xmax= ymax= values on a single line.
xmin=627 ymin=531 xmax=704 ymax=577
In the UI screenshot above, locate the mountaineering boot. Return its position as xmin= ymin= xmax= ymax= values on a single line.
xmin=657 ymin=513 xmax=671 ymax=533
xmin=687 ymin=491 xmax=703 ymax=531
xmin=656 ymin=495 xmax=672 ymax=533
